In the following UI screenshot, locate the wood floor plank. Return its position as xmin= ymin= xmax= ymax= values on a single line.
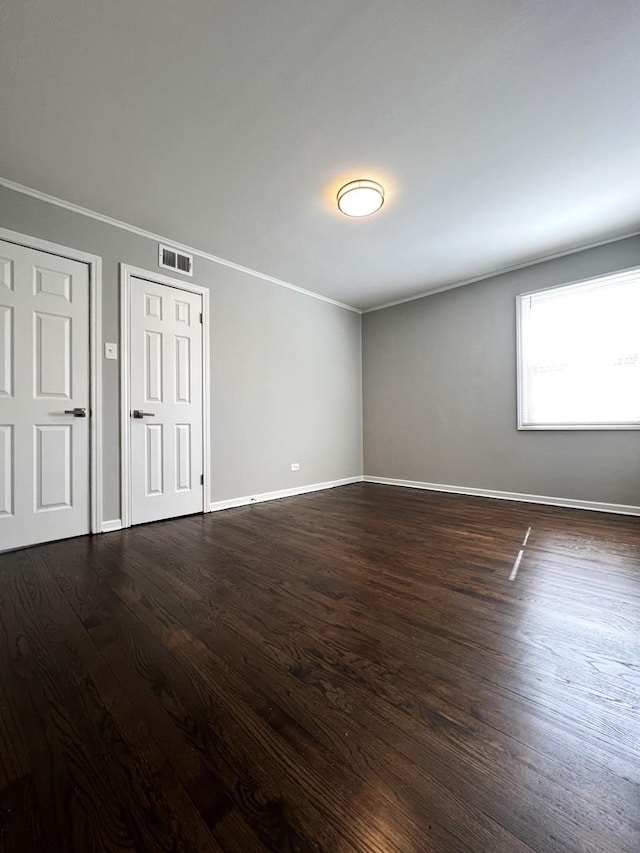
xmin=111 ymin=521 xmax=639 ymax=852
xmin=131 ymin=509 xmax=638 ymax=759
xmin=1 ymin=482 xmax=639 ymax=852
xmin=0 ymin=547 xmax=224 ymax=853
xmin=80 ymin=542 xmax=458 ymax=852
xmin=84 ymin=536 xmax=531 ymax=853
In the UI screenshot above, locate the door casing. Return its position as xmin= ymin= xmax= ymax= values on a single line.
xmin=119 ymin=263 xmax=211 ymax=528
xmin=0 ymin=227 xmax=103 ymax=536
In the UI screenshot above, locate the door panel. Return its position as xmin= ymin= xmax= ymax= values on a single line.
xmin=174 ymin=300 xmax=190 ymax=325
xmin=130 ymin=277 xmax=203 ymax=525
xmin=145 ymin=423 xmax=164 ymax=496
xmin=34 ymin=265 xmax=72 ymax=300
xmin=175 ymin=336 xmax=191 ymax=403
xmin=0 ymin=425 xmax=12 ymax=516
xmin=0 ymin=256 xmax=13 ymax=290
xmin=145 ymin=292 xmax=163 ymax=320
xmin=145 ymin=330 xmax=163 ymax=402
xmin=175 ymin=424 xmax=191 ymax=491
xmin=34 ymin=424 xmax=72 ymax=511
xmin=0 ymin=239 xmax=90 ymax=551
xmin=34 ymin=312 xmax=72 ymax=397
xmin=0 ymin=305 xmax=12 ymax=396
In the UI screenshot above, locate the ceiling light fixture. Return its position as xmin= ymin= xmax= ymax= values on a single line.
xmin=337 ymin=179 xmax=385 ymax=217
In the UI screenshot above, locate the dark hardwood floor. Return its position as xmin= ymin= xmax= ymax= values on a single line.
xmin=0 ymin=482 xmax=639 ymax=852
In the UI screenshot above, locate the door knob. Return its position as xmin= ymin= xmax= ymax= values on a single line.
xmin=132 ymin=410 xmax=156 ymax=418
xmin=64 ymin=407 xmax=87 ymax=417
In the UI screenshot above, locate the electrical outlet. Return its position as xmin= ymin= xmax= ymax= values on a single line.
xmin=290 ymin=463 xmax=300 ymax=471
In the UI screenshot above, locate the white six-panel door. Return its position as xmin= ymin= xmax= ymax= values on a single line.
xmin=129 ymin=276 xmax=203 ymax=525
xmin=0 ymin=239 xmax=90 ymax=551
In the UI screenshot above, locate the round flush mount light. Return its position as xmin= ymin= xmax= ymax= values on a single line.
xmin=337 ymin=179 xmax=385 ymax=217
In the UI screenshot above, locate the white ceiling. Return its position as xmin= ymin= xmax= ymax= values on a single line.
xmin=2 ymin=1 xmax=640 ymax=310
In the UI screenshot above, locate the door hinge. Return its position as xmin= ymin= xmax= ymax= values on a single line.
xmin=200 ymin=474 xmax=204 ymax=485
xmin=199 ymin=312 xmax=203 ymax=324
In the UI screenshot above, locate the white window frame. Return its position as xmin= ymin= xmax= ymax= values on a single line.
xmin=516 ymin=267 xmax=640 ymax=431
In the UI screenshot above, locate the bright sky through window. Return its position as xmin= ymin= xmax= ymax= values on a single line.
xmin=517 ymin=270 xmax=640 ymax=429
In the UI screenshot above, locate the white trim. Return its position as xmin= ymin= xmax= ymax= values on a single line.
xmin=91 ymin=256 xmax=103 ymax=535
xmin=209 ymin=476 xmax=363 ymax=512
xmin=516 ymin=263 xmax=640 ymax=301
xmin=0 ymin=227 xmax=103 ymax=534
xmin=517 ymin=423 xmax=640 ymax=431
xmin=0 ymin=176 xmax=360 ymax=314
xmin=363 ymin=476 xmax=640 ymax=517
xmin=101 ymin=519 xmax=123 ymax=533
xmin=119 ymin=264 xmax=211 ymax=528
xmin=4 ymin=176 xmax=640 ymax=317
xmin=516 ymin=288 xmax=524 ymax=431
xmin=120 ymin=267 xmax=131 ymax=529
xmin=363 ymin=230 xmax=640 ymax=313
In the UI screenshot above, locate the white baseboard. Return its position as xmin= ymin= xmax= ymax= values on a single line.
xmin=101 ymin=519 xmax=123 ymax=532
xmin=363 ymin=476 xmax=640 ymax=517
xmin=209 ymin=476 xmax=363 ymax=512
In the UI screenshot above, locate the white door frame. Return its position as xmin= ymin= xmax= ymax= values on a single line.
xmin=119 ymin=263 xmax=211 ymax=528
xmin=0 ymin=226 xmax=103 ymax=535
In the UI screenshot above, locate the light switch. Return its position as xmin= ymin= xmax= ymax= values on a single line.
xmin=104 ymin=342 xmax=118 ymax=360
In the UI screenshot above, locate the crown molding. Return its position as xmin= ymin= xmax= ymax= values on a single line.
xmin=0 ymin=176 xmax=361 ymax=314
xmin=5 ymin=175 xmax=638 ymax=317
xmin=363 ymin=228 xmax=640 ymax=313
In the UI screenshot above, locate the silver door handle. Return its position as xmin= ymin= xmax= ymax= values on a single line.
xmin=64 ymin=407 xmax=87 ymax=417
xmin=132 ymin=410 xmax=156 ymax=419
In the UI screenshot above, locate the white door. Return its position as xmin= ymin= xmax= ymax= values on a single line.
xmin=129 ymin=277 xmax=203 ymax=525
xmin=0 ymin=240 xmax=90 ymax=551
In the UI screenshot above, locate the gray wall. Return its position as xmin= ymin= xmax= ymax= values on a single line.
xmin=0 ymin=185 xmax=362 ymax=521
xmin=363 ymin=237 xmax=640 ymax=507
xmin=4 ymin=179 xmax=637 ymax=516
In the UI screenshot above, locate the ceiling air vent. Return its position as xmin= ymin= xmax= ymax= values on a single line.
xmin=158 ymin=244 xmax=193 ymax=277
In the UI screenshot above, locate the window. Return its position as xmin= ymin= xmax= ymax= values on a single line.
xmin=517 ymin=269 xmax=640 ymax=430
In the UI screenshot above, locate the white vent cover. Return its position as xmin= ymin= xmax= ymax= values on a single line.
xmin=158 ymin=244 xmax=193 ymax=276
